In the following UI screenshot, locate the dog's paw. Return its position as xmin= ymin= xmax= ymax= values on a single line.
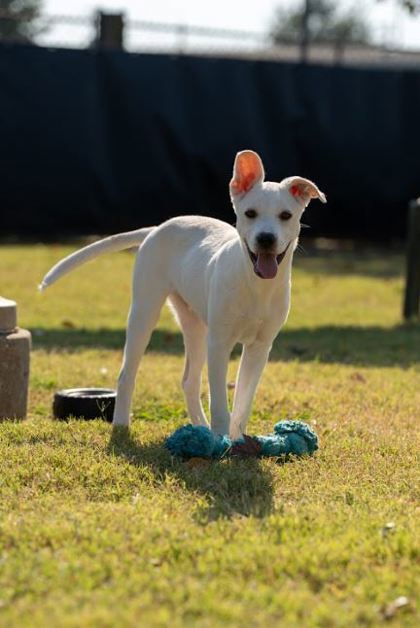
xmin=229 ymin=427 xmax=243 ymax=441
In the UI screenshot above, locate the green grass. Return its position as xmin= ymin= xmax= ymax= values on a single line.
xmin=0 ymin=242 xmax=419 ymax=627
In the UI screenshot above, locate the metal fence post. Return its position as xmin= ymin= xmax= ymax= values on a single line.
xmin=299 ymin=0 xmax=311 ymax=63
xmin=403 ymin=198 xmax=420 ymax=320
xmin=96 ymin=11 xmax=124 ymax=49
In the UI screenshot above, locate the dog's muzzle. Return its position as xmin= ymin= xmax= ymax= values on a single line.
xmin=245 ymin=240 xmax=291 ymax=279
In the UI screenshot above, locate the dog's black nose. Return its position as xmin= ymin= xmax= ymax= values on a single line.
xmin=256 ymin=232 xmax=277 ymax=249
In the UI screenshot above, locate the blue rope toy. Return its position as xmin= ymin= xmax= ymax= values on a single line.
xmin=165 ymin=420 xmax=318 ymax=460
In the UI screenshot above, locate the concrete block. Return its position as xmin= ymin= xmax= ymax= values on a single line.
xmin=0 ymin=297 xmax=31 ymax=419
xmin=0 ymin=297 xmax=17 ymax=332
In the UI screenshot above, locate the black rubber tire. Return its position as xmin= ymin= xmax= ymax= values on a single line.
xmin=53 ymin=388 xmax=116 ymax=422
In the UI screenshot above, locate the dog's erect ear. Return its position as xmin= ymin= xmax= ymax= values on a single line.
xmin=282 ymin=176 xmax=327 ymax=204
xmin=230 ymin=150 xmax=265 ymax=196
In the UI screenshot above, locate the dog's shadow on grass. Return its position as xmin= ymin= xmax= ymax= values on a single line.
xmin=32 ymin=323 xmax=420 ymax=368
xmin=107 ymin=426 xmax=275 ymax=521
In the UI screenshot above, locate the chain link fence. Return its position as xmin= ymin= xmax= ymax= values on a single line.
xmin=1 ymin=9 xmax=420 ymax=66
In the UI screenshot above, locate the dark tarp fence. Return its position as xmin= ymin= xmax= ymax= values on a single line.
xmin=1 ymin=43 xmax=420 ymax=239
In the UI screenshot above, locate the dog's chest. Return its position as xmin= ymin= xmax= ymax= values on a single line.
xmin=236 ymin=314 xmax=267 ymax=345
xmin=234 ymin=297 xmax=289 ymax=345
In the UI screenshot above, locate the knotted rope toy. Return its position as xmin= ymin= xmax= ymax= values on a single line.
xmin=165 ymin=420 xmax=318 ymax=460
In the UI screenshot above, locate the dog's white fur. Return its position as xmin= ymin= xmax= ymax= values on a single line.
xmin=40 ymin=150 xmax=326 ymax=438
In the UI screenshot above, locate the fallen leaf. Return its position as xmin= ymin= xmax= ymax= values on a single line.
xmin=61 ymin=320 xmax=76 ymax=329
xmin=231 ymin=435 xmax=262 ymax=458
xmin=149 ymin=557 xmax=162 ymax=567
xmin=381 ymin=596 xmax=410 ymax=620
xmin=381 ymin=521 xmax=396 ymax=537
xmin=350 ymin=372 xmax=366 ymax=383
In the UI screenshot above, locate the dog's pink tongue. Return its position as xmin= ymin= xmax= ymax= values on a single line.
xmin=256 ymin=253 xmax=278 ymax=279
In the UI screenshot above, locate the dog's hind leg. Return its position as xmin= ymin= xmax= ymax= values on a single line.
xmin=113 ymin=267 xmax=169 ymax=427
xmin=169 ymin=294 xmax=209 ymax=427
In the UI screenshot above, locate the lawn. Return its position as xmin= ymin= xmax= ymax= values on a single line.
xmin=0 ymin=242 xmax=419 ymax=626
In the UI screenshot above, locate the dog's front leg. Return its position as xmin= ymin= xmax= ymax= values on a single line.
xmin=230 ymin=341 xmax=271 ymax=439
xmin=207 ymin=335 xmax=233 ymax=435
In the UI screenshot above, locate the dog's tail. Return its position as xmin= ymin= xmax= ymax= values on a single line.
xmin=39 ymin=227 xmax=155 ymax=291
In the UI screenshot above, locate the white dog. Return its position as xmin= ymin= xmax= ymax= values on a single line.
xmin=40 ymin=150 xmax=326 ymax=438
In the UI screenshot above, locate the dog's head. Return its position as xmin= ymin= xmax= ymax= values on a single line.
xmin=230 ymin=150 xmax=326 ymax=279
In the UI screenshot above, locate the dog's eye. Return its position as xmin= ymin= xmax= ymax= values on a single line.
xmin=244 ymin=209 xmax=257 ymax=219
xmin=279 ymin=211 xmax=292 ymax=221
